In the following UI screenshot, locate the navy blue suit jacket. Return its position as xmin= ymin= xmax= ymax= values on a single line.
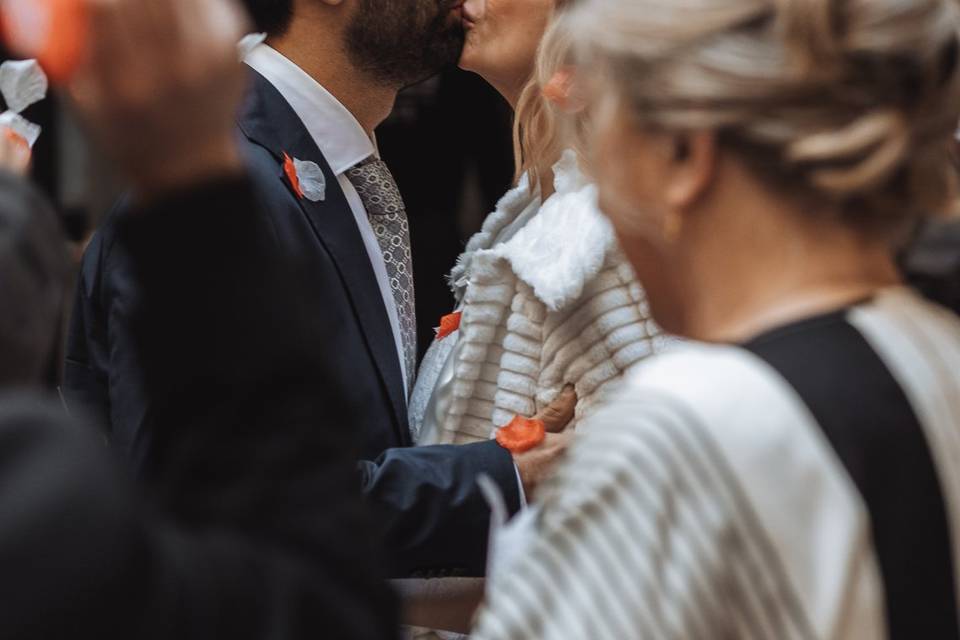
xmin=63 ymin=70 xmax=520 ymax=577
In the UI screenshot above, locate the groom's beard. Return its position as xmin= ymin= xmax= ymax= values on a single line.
xmin=345 ymin=0 xmax=466 ymax=88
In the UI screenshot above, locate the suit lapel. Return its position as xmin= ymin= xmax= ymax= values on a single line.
xmin=237 ymin=70 xmax=411 ymax=445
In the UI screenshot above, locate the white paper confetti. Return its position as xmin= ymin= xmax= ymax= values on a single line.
xmin=0 ymin=59 xmax=48 ymax=114
xmin=0 ymin=112 xmax=41 ymax=148
xmin=293 ymin=158 xmax=326 ymax=202
xmin=0 ymin=59 xmax=47 ymax=149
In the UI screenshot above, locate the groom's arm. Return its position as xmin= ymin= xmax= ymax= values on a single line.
xmin=120 ymin=175 xmax=399 ymax=638
xmin=360 ymin=440 xmax=521 ymax=578
xmin=360 ymin=386 xmax=577 ymax=578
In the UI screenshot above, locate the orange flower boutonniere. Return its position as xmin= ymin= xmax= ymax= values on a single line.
xmin=283 ymin=152 xmax=304 ymax=200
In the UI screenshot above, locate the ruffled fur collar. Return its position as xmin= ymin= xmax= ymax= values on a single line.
xmin=450 ymin=150 xmax=616 ymax=312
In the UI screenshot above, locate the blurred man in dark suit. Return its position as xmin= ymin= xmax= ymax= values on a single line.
xmin=0 ymin=0 xmax=395 ymax=636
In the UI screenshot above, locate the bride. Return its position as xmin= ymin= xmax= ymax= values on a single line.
xmin=402 ymin=0 xmax=664 ymax=635
xmin=410 ymin=0 xmax=664 ymax=452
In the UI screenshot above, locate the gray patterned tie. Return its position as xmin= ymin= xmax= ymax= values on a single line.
xmin=346 ymin=157 xmax=417 ymax=395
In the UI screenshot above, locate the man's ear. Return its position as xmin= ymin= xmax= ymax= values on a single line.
xmin=664 ymin=131 xmax=717 ymax=211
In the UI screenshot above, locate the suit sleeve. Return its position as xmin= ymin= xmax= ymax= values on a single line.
xmin=360 ymin=439 xmax=521 ymax=578
xmin=115 ymin=175 xmax=399 ymax=639
xmin=63 ymin=199 xmax=152 ymax=458
xmin=63 ymin=231 xmax=112 ymax=431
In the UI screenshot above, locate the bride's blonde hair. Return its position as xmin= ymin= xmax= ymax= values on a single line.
xmin=512 ymin=0 xmax=581 ymax=190
xmin=568 ymin=0 xmax=960 ymax=233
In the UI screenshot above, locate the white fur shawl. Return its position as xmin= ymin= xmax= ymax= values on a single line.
xmin=413 ymin=151 xmax=663 ymax=445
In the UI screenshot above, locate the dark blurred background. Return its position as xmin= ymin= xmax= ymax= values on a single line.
xmin=379 ymin=70 xmax=514 ymax=359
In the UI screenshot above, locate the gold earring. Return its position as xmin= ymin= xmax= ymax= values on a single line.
xmin=663 ymin=210 xmax=683 ymax=243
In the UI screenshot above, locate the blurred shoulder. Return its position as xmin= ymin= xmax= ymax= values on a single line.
xmin=575 ymin=342 xmax=816 ymax=469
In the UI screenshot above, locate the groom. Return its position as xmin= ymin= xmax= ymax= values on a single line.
xmin=65 ymin=0 xmax=572 ymax=578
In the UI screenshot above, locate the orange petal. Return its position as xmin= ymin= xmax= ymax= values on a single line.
xmin=436 ymin=311 xmax=462 ymax=340
xmin=542 ymin=68 xmax=573 ymax=106
xmin=2 ymin=0 xmax=89 ymax=84
xmin=283 ymin=152 xmax=304 ymax=199
xmin=496 ymin=415 xmax=546 ymax=454
xmin=4 ymin=128 xmax=28 ymax=150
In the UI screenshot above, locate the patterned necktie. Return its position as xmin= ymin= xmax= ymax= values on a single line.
xmin=346 ymin=157 xmax=417 ymax=395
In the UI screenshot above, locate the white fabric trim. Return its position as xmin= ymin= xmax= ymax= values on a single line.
xmin=244 ymin=44 xmax=374 ymax=173
xmin=624 ymin=345 xmax=884 ymax=639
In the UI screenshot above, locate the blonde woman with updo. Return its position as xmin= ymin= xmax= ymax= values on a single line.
xmin=471 ymin=0 xmax=960 ymax=638
xmin=409 ymin=4 xmax=661 ymax=481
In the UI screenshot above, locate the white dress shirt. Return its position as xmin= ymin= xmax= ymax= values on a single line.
xmin=244 ymin=43 xmax=410 ymax=394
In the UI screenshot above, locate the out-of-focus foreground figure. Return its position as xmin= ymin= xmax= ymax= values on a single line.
xmin=473 ymin=0 xmax=960 ymax=638
xmin=0 ymin=0 xmax=397 ymax=637
xmin=0 ymin=169 xmax=66 ymax=387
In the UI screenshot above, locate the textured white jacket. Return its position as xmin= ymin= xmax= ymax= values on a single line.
xmin=410 ymin=151 xmax=664 ymax=446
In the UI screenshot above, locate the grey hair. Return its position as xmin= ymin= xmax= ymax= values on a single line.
xmin=569 ymin=0 xmax=960 ymax=233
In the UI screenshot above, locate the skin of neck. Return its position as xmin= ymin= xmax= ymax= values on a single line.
xmin=663 ymin=158 xmax=903 ymax=343
xmin=267 ymin=5 xmax=400 ymax=136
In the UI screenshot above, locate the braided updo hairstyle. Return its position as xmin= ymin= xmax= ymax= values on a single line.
xmin=569 ymin=0 xmax=960 ymax=234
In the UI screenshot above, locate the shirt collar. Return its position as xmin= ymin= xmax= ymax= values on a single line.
xmin=244 ymin=43 xmax=376 ymax=176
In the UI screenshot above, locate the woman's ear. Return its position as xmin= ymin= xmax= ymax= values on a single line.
xmin=664 ymin=131 xmax=717 ymax=211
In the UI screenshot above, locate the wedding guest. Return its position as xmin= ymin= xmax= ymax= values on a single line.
xmin=0 ymin=168 xmax=65 ymax=388
xmin=473 ymin=0 xmax=960 ymax=637
xmin=0 ymin=0 xmax=395 ymax=636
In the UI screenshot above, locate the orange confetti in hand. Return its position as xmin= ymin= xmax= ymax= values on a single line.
xmin=436 ymin=311 xmax=462 ymax=340
xmin=2 ymin=0 xmax=89 ymax=84
xmin=2 ymin=127 xmax=32 ymax=170
xmin=283 ymin=152 xmax=304 ymax=200
xmin=496 ymin=415 xmax=546 ymax=454
xmin=4 ymin=128 xmax=28 ymax=151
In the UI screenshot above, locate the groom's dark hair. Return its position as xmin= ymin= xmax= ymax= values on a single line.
xmin=241 ymin=0 xmax=294 ymax=36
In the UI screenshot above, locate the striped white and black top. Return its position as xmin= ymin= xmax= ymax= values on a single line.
xmin=473 ymin=287 xmax=960 ymax=640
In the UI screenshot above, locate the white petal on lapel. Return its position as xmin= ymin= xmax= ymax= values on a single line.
xmin=292 ymin=158 xmax=326 ymax=202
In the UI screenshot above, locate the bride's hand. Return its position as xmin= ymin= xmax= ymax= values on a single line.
xmin=67 ymin=0 xmax=249 ymax=197
xmin=513 ymin=385 xmax=577 ymax=498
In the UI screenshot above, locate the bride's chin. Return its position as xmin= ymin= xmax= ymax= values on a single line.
xmin=458 ymin=46 xmax=479 ymax=73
